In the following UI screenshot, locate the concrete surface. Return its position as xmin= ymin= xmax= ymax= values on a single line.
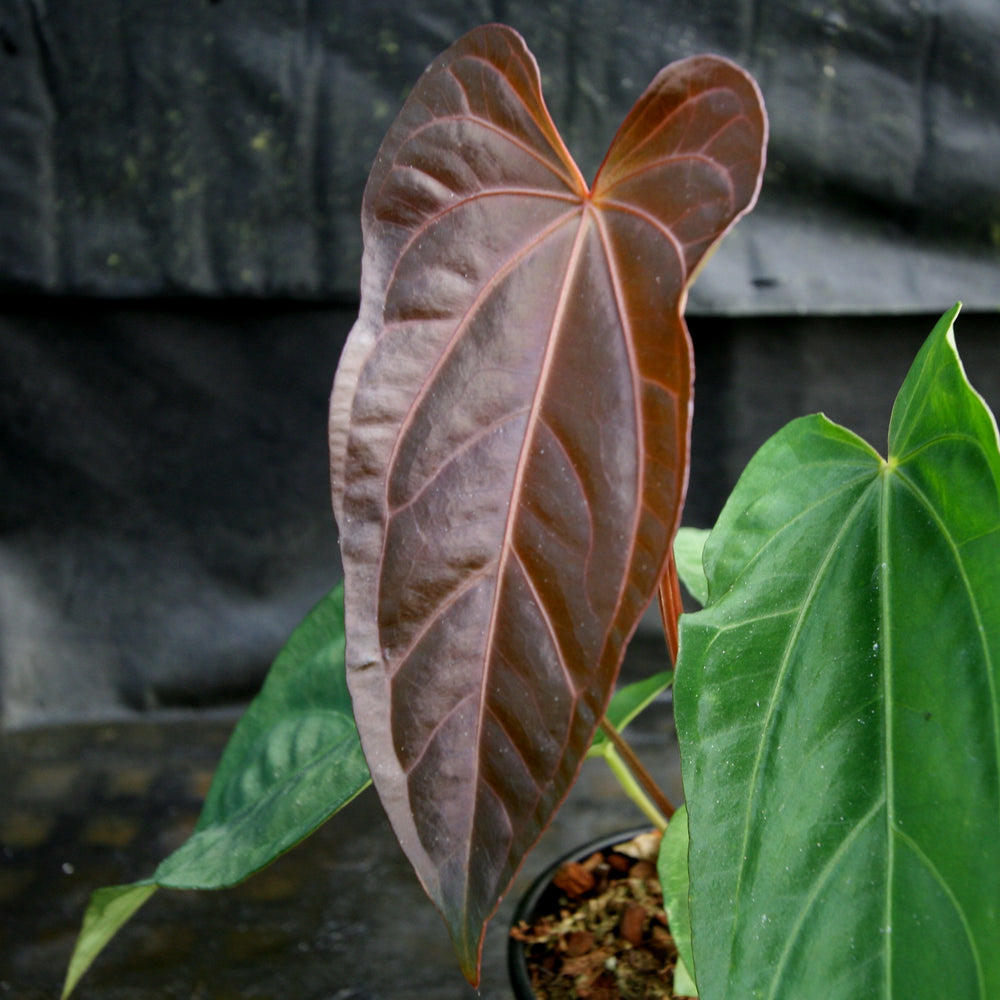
xmin=0 ymin=634 xmax=682 ymax=1000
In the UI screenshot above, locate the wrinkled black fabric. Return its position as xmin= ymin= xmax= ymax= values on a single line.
xmin=0 ymin=300 xmax=347 ymax=727
xmin=1 ymin=0 xmax=998 ymax=311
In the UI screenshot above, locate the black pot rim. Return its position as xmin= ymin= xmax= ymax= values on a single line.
xmin=506 ymin=826 xmax=654 ymax=1000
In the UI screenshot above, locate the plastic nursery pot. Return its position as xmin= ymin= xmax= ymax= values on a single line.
xmin=507 ymin=826 xmax=662 ymax=1000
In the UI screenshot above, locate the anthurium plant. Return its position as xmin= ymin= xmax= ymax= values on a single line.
xmin=63 ymin=23 xmax=1000 ymax=1000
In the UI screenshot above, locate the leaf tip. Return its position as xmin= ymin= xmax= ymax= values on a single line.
xmin=457 ymin=939 xmax=484 ymax=990
xmin=61 ymin=883 xmax=158 ymax=999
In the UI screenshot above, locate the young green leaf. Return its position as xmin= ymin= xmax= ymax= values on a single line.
xmin=674 ymin=526 xmax=711 ymax=605
xmin=587 ymin=669 xmax=674 ymax=758
xmin=329 ymin=24 xmax=767 ymax=982
xmin=62 ymin=583 xmax=368 ymax=998
xmin=674 ymin=305 xmax=1000 ymax=999
xmin=62 ymin=885 xmax=158 ymax=999
xmin=658 ymin=805 xmax=698 ymax=997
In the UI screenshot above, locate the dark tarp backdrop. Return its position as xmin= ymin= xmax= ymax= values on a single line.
xmin=3 ymin=0 xmax=1000 ymax=310
xmin=1 ymin=0 xmax=998 ymax=727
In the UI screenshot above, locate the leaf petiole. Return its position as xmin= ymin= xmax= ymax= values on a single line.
xmin=598 ymin=717 xmax=675 ymax=830
xmin=601 ymin=746 xmax=669 ymax=831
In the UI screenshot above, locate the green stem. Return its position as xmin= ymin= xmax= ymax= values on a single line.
xmin=598 ymin=717 xmax=675 ymax=830
xmin=602 ymin=745 xmax=670 ymax=831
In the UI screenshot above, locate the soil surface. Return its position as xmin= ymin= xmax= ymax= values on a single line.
xmin=510 ymin=831 xmax=695 ymax=1000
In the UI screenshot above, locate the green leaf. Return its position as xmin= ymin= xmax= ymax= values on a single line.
xmin=156 ymin=581 xmax=369 ymax=887
xmin=674 ymin=527 xmax=710 ymax=606
xmin=588 ymin=669 xmax=673 ymax=758
xmin=674 ymin=953 xmax=699 ymax=998
xmin=658 ymin=804 xmax=698 ymax=997
xmin=62 ymin=884 xmax=158 ymax=999
xmin=674 ymin=305 xmax=1000 ymax=999
xmin=62 ymin=583 xmax=370 ymax=997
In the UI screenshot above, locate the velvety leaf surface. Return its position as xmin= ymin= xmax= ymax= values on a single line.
xmin=674 ymin=306 xmax=1000 ymax=999
xmin=62 ymin=585 xmax=367 ymax=998
xmin=328 ymin=23 xmax=766 ymax=980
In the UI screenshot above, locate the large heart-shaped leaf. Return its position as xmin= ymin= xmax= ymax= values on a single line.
xmin=674 ymin=305 xmax=1000 ymax=998
xmin=329 ymin=23 xmax=766 ymax=981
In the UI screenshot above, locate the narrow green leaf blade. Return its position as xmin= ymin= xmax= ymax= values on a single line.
xmin=63 ymin=583 xmax=369 ymax=996
xmin=588 ymin=669 xmax=673 ymax=758
xmin=658 ymin=804 xmax=698 ymax=996
xmin=674 ymin=310 xmax=1000 ymax=999
xmin=674 ymin=527 xmax=710 ymax=606
xmin=61 ymin=884 xmax=158 ymax=999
